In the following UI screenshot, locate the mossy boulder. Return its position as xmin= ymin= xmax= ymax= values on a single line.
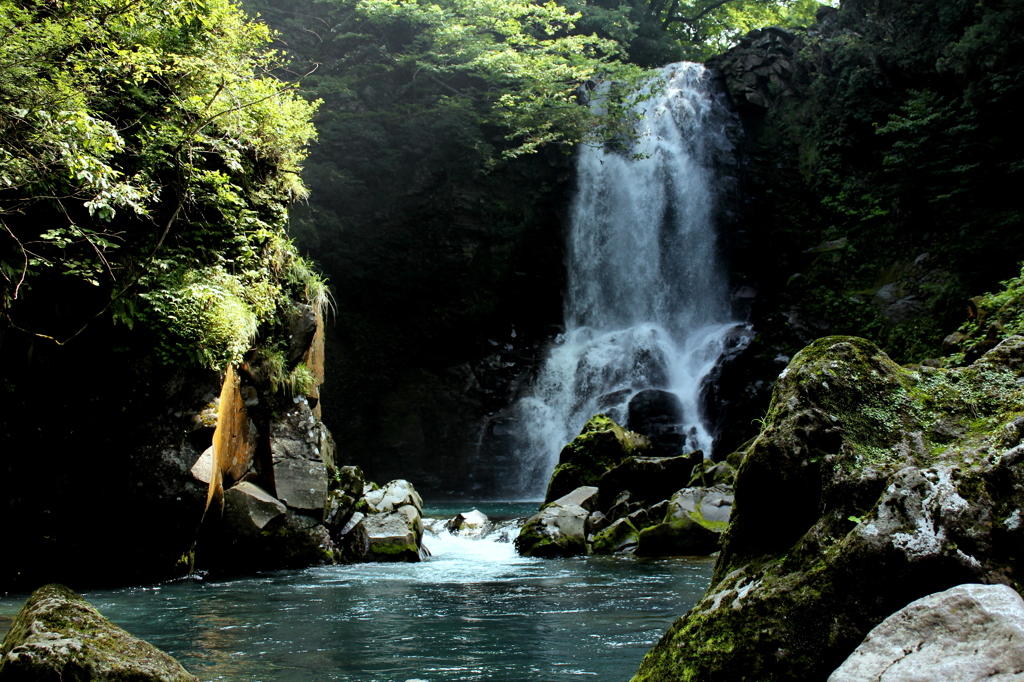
xmin=544 ymin=414 xmax=650 ymax=504
xmin=632 ymin=336 xmax=1024 ymax=682
xmin=364 ymin=505 xmax=424 ymax=562
xmin=686 ymin=459 xmax=737 ymax=488
xmin=634 ymin=487 xmax=731 ymax=557
xmin=0 ymin=584 xmax=198 ymax=681
xmin=590 ymin=518 xmax=641 ymax=554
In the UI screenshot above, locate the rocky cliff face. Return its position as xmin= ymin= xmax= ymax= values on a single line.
xmin=699 ymin=0 xmax=1024 ymax=457
xmin=633 ymin=335 xmax=1024 ymax=681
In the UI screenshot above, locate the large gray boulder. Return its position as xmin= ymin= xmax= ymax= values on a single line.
xmin=515 ymin=488 xmax=596 ymax=557
xmin=829 ymin=583 xmax=1024 ymax=682
xmin=274 ymin=458 xmax=328 ymax=517
xmin=0 ymin=584 xmax=198 ymax=681
xmin=364 ymin=505 xmax=424 ymax=562
xmin=223 ymin=481 xmax=287 ymax=536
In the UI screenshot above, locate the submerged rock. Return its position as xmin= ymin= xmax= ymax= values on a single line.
xmin=0 ymin=584 xmax=197 ymax=681
xmin=631 ymin=336 xmax=1024 ymax=681
xmin=829 ymin=583 xmax=1024 ymax=682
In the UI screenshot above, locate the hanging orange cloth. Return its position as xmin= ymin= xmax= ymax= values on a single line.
xmin=204 ymin=364 xmax=256 ymax=517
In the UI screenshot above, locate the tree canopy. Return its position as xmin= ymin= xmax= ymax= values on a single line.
xmin=0 ymin=0 xmax=321 ymax=368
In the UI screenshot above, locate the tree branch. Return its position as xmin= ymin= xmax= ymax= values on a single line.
xmin=662 ymin=0 xmax=736 ymax=27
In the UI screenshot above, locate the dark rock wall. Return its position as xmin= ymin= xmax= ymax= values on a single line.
xmin=314 ymin=147 xmax=572 ymax=500
xmin=701 ymin=0 xmax=1024 ymax=457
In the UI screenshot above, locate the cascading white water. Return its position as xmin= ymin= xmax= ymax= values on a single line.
xmin=514 ymin=62 xmax=737 ymax=498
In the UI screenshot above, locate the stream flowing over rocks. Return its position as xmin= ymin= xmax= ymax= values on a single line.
xmin=631 ymin=335 xmax=1024 ymax=681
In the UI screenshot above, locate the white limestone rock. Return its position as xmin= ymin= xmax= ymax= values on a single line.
xmin=829 ymin=583 xmax=1024 ymax=682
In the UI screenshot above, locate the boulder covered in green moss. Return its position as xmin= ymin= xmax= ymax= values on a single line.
xmin=632 ymin=336 xmax=1024 ymax=682
xmin=544 ymin=414 xmax=650 ymax=504
xmin=0 ymin=584 xmax=198 ymax=681
xmin=634 ymin=487 xmax=732 ymax=557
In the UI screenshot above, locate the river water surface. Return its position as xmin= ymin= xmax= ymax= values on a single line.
xmin=0 ymin=504 xmax=714 ymax=682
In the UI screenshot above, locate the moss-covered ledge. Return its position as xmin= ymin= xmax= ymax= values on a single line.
xmin=0 ymin=584 xmax=198 ymax=681
xmin=632 ymin=335 xmax=1024 ymax=681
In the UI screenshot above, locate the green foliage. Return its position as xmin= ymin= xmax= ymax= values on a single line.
xmin=732 ymin=0 xmax=1024 ymax=364
xmin=287 ymin=362 xmax=318 ymax=396
xmin=947 ymin=264 xmax=1024 ymax=365
xmin=564 ymin=0 xmax=826 ymax=65
xmin=0 ymin=0 xmax=321 ymax=370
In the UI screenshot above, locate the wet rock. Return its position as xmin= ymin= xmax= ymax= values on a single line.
xmin=274 ymin=458 xmax=328 ymax=518
xmin=829 ymin=584 xmax=1024 ymax=682
xmin=549 ymin=485 xmax=600 ymax=512
xmin=323 ymin=489 xmax=359 ymax=538
xmin=333 ymin=465 xmax=366 ymax=497
xmin=335 ymin=512 xmax=370 ymax=562
xmin=606 ymin=490 xmax=643 ymax=522
xmin=590 ymin=518 xmax=640 ymax=555
xmin=0 ymin=584 xmax=198 ymax=681
xmin=190 ymin=446 xmax=214 ymax=484
xmin=585 ymin=511 xmax=611 ymax=537
xmin=687 ymin=459 xmax=738 ymax=488
xmin=515 ymin=501 xmax=590 ymax=558
xmin=631 ymin=336 xmax=1024 ymax=682
xmin=626 ymin=390 xmax=687 ymax=457
xmin=364 ymin=505 xmax=424 ymax=562
xmin=447 ymin=509 xmax=490 ymax=538
xmin=634 ymin=487 xmax=730 ymax=557
xmin=285 ymin=303 xmax=318 ymax=365
xmin=544 ymin=414 xmax=650 ymax=504
xmin=597 ymin=454 xmax=699 ymax=510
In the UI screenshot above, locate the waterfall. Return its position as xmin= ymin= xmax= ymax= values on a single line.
xmin=513 ymin=62 xmax=737 ymax=499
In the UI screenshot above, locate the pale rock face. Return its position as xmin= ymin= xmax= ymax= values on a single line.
xmin=362 ymin=479 xmax=424 ymax=514
xmin=829 ymin=583 xmax=1024 ymax=682
xmin=549 ymin=485 xmax=599 ymax=512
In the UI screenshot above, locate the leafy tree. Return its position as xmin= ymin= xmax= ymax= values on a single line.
xmin=0 ymin=0 xmax=320 ymax=368
xmin=564 ymin=0 xmax=826 ymax=65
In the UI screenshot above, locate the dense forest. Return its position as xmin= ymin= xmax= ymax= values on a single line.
xmin=2 ymin=0 xmax=1024 ymax=579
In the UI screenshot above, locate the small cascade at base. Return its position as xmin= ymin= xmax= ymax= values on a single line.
xmin=511 ymin=62 xmax=739 ymax=499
